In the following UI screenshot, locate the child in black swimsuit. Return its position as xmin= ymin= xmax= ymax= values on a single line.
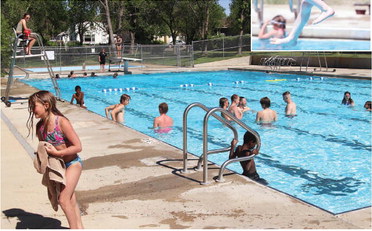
xmin=229 ymin=131 xmax=260 ymax=180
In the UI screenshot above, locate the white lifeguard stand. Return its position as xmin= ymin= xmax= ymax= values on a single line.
xmin=2 ymin=30 xmax=60 ymax=107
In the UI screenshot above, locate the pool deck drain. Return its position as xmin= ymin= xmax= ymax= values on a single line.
xmin=1 ymin=58 xmax=371 ymax=228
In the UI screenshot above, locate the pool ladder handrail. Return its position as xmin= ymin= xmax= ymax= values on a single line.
xmin=182 ymin=103 xmax=261 ymax=185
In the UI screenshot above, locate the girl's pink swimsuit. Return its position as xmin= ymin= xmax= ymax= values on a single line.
xmin=40 ymin=116 xmax=82 ymax=168
xmin=40 ymin=116 xmax=65 ymax=146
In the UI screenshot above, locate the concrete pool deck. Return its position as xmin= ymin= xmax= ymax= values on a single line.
xmin=1 ymin=57 xmax=371 ymax=228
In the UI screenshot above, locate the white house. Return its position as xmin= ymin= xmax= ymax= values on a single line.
xmin=53 ymin=22 xmax=109 ymax=45
xmin=74 ymin=22 xmax=109 ymax=44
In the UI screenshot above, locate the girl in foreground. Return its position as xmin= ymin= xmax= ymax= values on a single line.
xmin=27 ymin=90 xmax=83 ymax=229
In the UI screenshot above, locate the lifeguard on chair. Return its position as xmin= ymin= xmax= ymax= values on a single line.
xmin=15 ymin=13 xmax=36 ymax=55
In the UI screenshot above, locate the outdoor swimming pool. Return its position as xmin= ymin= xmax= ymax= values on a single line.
xmin=22 ymin=70 xmax=371 ymax=214
xmin=252 ymin=37 xmax=371 ymax=50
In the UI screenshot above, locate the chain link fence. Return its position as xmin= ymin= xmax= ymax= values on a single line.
xmin=14 ymin=34 xmax=251 ymax=72
xmin=192 ymin=34 xmax=251 ymax=65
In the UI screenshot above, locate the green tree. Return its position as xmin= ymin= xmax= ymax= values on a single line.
xmin=67 ymin=0 xmax=99 ymax=45
xmin=1 ymin=0 xmax=31 ymax=76
xmin=229 ymin=0 xmax=250 ymax=54
xmin=1 ymin=12 xmax=13 ymax=76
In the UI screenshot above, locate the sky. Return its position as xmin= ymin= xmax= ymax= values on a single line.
xmin=218 ymin=0 xmax=232 ymax=15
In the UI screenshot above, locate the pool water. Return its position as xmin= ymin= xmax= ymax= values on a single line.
xmin=22 ymin=70 xmax=371 ymax=214
xmin=252 ymin=37 xmax=371 ymax=50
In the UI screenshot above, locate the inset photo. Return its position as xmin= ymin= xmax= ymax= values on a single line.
xmin=251 ymin=0 xmax=371 ymax=51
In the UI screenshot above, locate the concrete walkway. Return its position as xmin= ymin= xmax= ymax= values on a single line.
xmin=1 ymin=57 xmax=371 ymax=229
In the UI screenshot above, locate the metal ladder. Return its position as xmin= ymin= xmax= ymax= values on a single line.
xmin=299 ymin=52 xmax=335 ymax=73
xmin=260 ymin=55 xmax=296 ymax=71
xmin=2 ymin=31 xmax=61 ymax=107
xmin=182 ymin=103 xmax=261 ymax=185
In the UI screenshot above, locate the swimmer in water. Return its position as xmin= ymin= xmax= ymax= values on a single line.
xmin=270 ymin=0 xmax=335 ymax=46
xmin=238 ymin=97 xmax=251 ymax=113
xmin=153 ymin=102 xmax=173 ymax=133
xmin=341 ymin=91 xmax=355 ymax=106
xmin=282 ymin=91 xmax=296 ymax=117
xmin=105 ymin=94 xmax=131 ymax=123
xmin=219 ymin=97 xmax=231 ymax=121
xmin=364 ymin=101 xmax=371 ymax=111
xmin=258 ymin=15 xmax=286 ymax=40
xmin=229 ymin=94 xmax=243 ymax=119
xmin=256 ymin=97 xmax=277 ymax=124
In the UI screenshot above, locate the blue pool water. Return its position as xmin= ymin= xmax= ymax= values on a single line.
xmin=252 ymin=37 xmax=371 ymax=51
xmin=25 ymin=64 xmax=142 ymax=73
xmin=22 ymin=71 xmax=371 ymax=214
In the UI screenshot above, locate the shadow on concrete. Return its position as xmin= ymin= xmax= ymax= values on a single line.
xmin=157 ymin=158 xmax=229 ymax=184
xmin=2 ymin=208 xmax=68 ymax=229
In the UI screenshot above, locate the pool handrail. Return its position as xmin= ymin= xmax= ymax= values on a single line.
xmin=182 ymin=102 xmax=261 ymax=185
xmin=182 ymin=102 xmax=238 ymax=173
xmin=202 ymin=107 xmax=261 ymax=184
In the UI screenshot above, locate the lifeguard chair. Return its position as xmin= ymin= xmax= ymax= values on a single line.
xmin=1 ymin=30 xmax=60 ymax=107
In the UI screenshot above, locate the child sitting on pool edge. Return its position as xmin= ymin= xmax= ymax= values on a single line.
xmin=70 ymin=85 xmax=86 ymax=109
xmin=229 ymin=131 xmax=266 ymax=184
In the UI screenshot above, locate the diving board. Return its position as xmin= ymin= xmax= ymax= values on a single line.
xmin=109 ymin=57 xmax=142 ymax=74
xmin=15 ymin=54 xmax=44 ymax=59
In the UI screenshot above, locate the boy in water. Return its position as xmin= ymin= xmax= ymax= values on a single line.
xmin=238 ymin=97 xmax=252 ymax=113
xmin=153 ymin=102 xmax=173 ymax=132
xmin=70 ymin=85 xmax=86 ymax=108
xmin=229 ymin=131 xmax=261 ymax=180
xmin=105 ymin=94 xmax=131 ymax=123
xmin=219 ymin=97 xmax=231 ymax=120
xmin=282 ymin=91 xmax=296 ymax=116
xmin=229 ymin=94 xmax=243 ymax=119
xmin=256 ymin=97 xmax=277 ymax=123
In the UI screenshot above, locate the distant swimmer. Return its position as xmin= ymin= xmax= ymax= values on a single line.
xmin=270 ymin=0 xmax=334 ymax=46
xmin=282 ymin=91 xmax=296 ymax=117
xmin=153 ymin=102 xmax=173 ymax=133
xmin=256 ymin=97 xmax=277 ymax=124
xmin=364 ymin=101 xmax=371 ymax=111
xmin=341 ymin=91 xmax=355 ymax=106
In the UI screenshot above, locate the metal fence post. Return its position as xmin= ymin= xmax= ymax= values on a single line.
xmin=223 ymin=36 xmax=225 ymax=58
xmin=177 ymin=45 xmax=181 ymax=67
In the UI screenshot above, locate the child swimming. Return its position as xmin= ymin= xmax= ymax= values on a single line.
xmin=258 ymin=15 xmax=286 ymax=39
